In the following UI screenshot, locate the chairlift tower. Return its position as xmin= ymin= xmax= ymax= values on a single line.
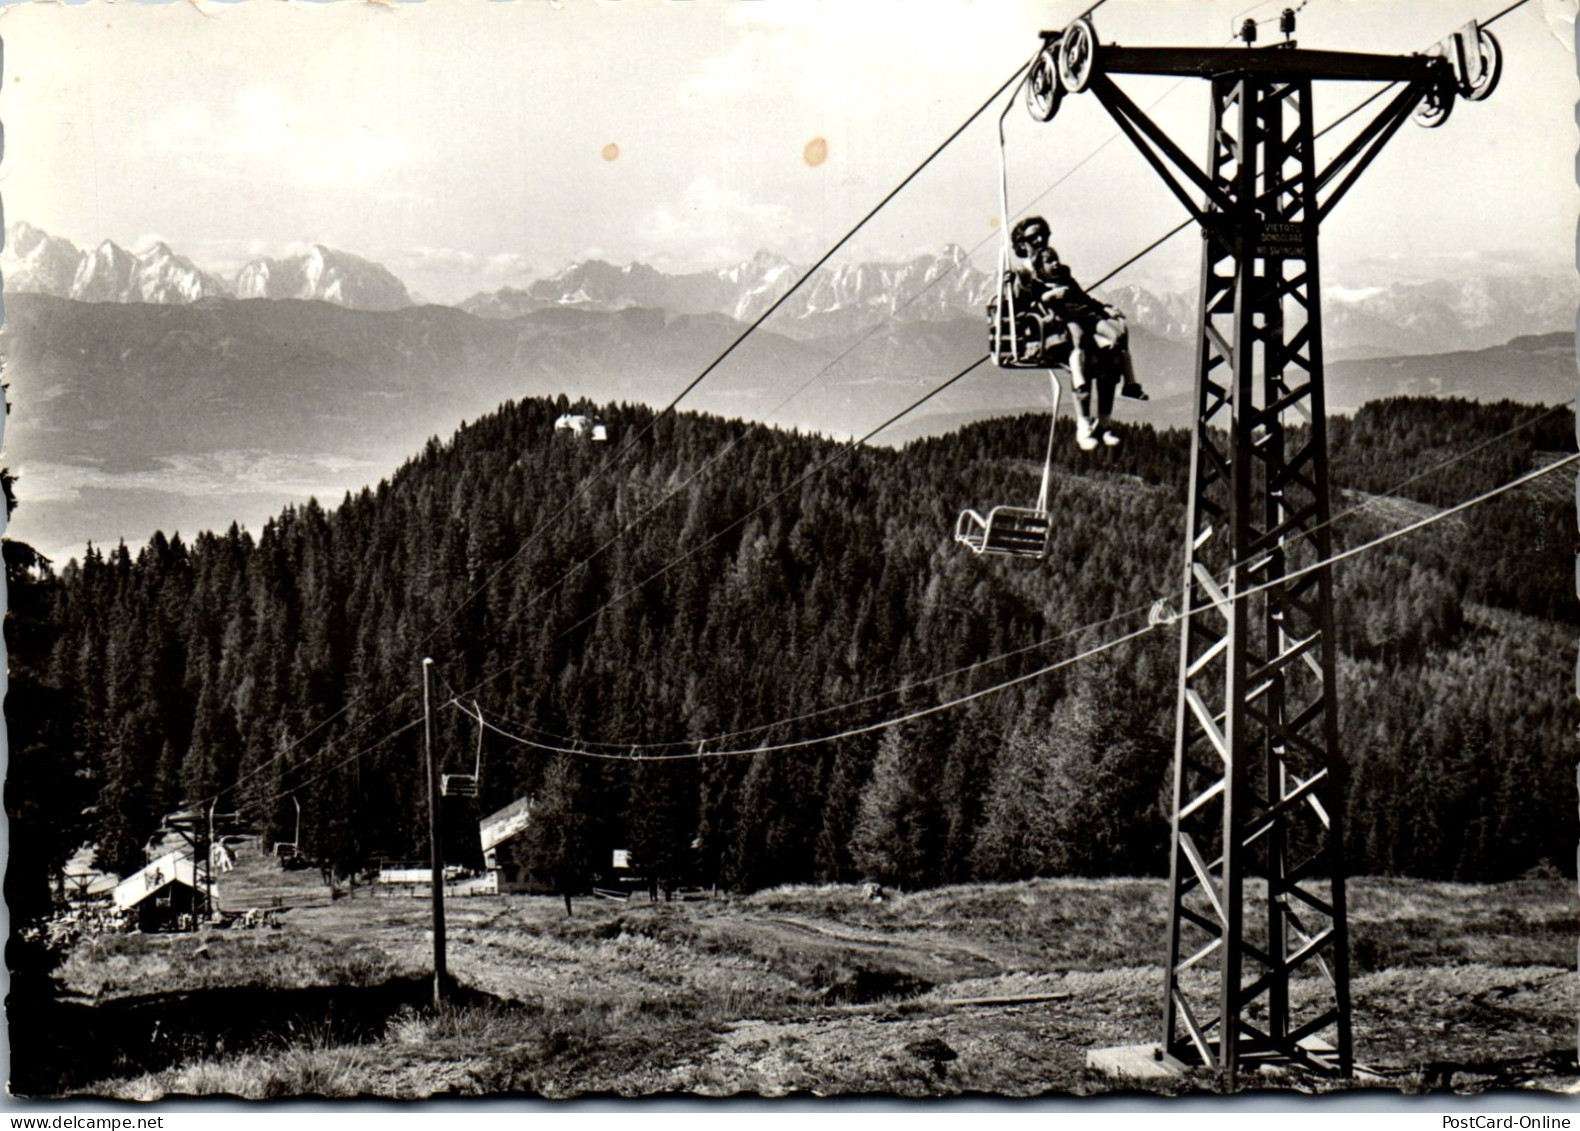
xmin=1024 ymin=11 xmax=1501 ymax=1084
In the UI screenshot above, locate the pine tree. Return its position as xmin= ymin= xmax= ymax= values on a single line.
xmin=520 ymin=754 xmax=592 ymax=909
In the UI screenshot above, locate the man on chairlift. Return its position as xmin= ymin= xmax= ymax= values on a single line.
xmin=1009 ymin=216 xmax=1148 ymax=450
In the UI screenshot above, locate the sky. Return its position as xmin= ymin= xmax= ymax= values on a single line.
xmin=0 ymin=0 xmax=1576 ymax=302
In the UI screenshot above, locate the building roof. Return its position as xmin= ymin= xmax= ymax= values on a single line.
xmin=480 ymin=795 xmax=532 ymax=852
xmin=112 ymin=850 xmax=200 ymax=909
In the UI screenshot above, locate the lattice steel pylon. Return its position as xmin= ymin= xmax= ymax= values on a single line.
xmin=1028 ymin=13 xmax=1503 ymax=1086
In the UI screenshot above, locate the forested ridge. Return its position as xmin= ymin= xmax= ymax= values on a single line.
xmin=6 ymin=394 xmax=1575 ymax=915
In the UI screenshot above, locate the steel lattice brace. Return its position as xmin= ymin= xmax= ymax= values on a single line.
xmin=1035 ymin=14 xmax=1488 ymax=1085
xmin=1160 ymin=76 xmax=1352 ymax=1086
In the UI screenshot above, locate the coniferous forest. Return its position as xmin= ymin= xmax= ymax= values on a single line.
xmin=6 ymin=394 xmax=1575 ymax=917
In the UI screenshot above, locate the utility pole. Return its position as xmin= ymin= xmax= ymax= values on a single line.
xmin=423 ymin=656 xmax=448 ymax=1007
xmin=207 ymin=798 xmax=218 ymax=923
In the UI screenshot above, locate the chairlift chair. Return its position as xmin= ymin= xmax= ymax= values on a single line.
xmin=442 ymin=703 xmax=486 ymax=799
xmin=953 ymin=368 xmax=1060 ymax=560
xmin=273 ymin=797 xmax=302 ymax=858
xmin=957 ymin=101 xmax=1077 ymax=562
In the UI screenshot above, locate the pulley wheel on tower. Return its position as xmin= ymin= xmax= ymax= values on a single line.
xmin=1058 ymin=18 xmax=1097 ymax=93
xmin=1026 ymin=43 xmax=1064 ymax=122
xmin=1412 ymin=77 xmax=1455 ymax=129
xmin=1461 ymin=28 xmax=1502 ymax=101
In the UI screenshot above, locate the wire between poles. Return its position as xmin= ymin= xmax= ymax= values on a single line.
xmin=463 ymin=624 xmax=1153 ymax=762
xmin=244 ymin=716 xmax=426 ymax=816
xmin=453 ymin=401 xmax=1572 ymax=755
xmin=459 ymin=449 xmax=1578 ymax=764
xmin=410 ymin=58 xmax=1035 ymax=657
xmin=208 ymin=0 xmax=1551 ymax=805
xmin=1482 ymin=0 xmax=1536 ymax=26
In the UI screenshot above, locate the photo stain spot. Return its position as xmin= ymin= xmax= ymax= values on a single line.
xmin=804 ymin=137 xmax=829 ymax=168
xmin=990 ymin=217 xmax=1001 ymax=230
xmin=602 ymin=143 xmax=620 ymax=163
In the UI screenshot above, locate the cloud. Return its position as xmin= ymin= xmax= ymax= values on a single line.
xmin=148 ymin=86 xmax=418 ymax=194
xmin=682 ymin=22 xmax=858 ymax=105
xmin=129 ymin=232 xmax=177 ymax=256
xmin=378 ymin=245 xmax=546 ymax=304
xmin=689 ymin=2 xmax=1021 ymax=104
xmin=640 ymin=178 xmax=800 ymax=269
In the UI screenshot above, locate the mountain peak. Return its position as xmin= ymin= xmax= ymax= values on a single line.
xmin=234 ymin=245 xmax=412 ymax=311
xmin=38 ymin=234 xmax=229 ymax=304
xmin=3 ymin=223 xmax=84 ymax=297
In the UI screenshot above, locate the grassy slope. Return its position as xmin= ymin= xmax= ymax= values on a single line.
xmin=51 ymin=842 xmax=1577 ymax=1099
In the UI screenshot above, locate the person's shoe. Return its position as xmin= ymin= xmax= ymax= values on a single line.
xmin=1076 ymin=417 xmax=1100 ymax=451
xmin=1121 ymin=382 xmax=1150 ymax=402
xmin=1100 ymin=424 xmax=1122 ymax=447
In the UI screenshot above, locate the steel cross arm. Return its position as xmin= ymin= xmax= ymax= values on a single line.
xmin=1086 ymin=73 xmax=1232 ymax=221
xmin=1092 ymin=44 xmax=1442 ymax=84
xmin=1316 ymin=79 xmax=1431 ymax=222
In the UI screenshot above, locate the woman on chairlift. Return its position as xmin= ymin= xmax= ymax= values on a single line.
xmin=1007 ymin=216 xmax=1148 ymax=450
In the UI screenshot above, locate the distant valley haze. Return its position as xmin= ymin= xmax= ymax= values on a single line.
xmin=1 ymin=221 xmax=1574 ymax=567
xmin=0 ymin=0 xmax=1574 ymax=565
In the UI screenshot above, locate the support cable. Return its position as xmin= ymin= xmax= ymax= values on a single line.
xmin=410 ymin=58 xmax=1038 ymax=657
xmin=440 ymin=354 xmax=989 ymax=710
xmin=196 ymin=688 xmax=416 ymax=812
xmin=510 ymin=53 xmax=1211 ymax=622
xmin=194 ymin=50 xmax=1043 ymax=815
xmin=457 ymin=623 xmax=1154 ymax=762
xmin=239 ymin=715 xmax=427 ymax=818
xmin=1483 ymin=0 xmax=1536 ymax=26
xmin=1231 ymin=449 xmax=1578 ymax=607
xmin=444 ymin=399 xmax=1571 ymax=755
xmin=212 ymin=0 xmax=1545 ymax=807
xmin=434 ymin=49 xmax=1222 ymax=717
xmin=457 ymin=450 xmax=1579 ymax=763
xmin=409 ymin=0 xmax=1181 ymax=660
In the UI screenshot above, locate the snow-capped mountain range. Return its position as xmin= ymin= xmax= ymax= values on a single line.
xmin=3 ymin=222 xmax=1573 ymax=354
xmin=1 ymin=223 xmax=412 ymax=311
xmin=454 ymin=248 xmax=1575 ymax=355
xmin=233 ymin=246 xmax=412 ymax=311
xmin=455 ymin=245 xmax=1003 ymax=336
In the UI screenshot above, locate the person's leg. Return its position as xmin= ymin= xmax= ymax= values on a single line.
xmin=1066 ymin=323 xmax=1088 ymax=389
xmin=1069 ymin=361 xmax=1099 ymax=451
xmin=1118 ymin=344 xmax=1147 ymax=401
xmin=1095 ymin=316 xmax=1148 ymax=400
xmin=1064 ymin=326 xmax=1099 ymax=450
xmin=1093 ymin=356 xmax=1122 ymax=448
xmin=1097 ymin=372 xmax=1118 ymax=419
xmin=1111 ymin=324 xmax=1148 ymax=401
xmin=1099 ymin=374 xmax=1122 ymax=445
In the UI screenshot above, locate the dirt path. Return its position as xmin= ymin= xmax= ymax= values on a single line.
xmin=711 ymin=912 xmax=1012 ymax=978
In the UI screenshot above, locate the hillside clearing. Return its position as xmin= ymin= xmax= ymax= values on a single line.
xmin=21 ymin=842 xmax=1576 ymax=1099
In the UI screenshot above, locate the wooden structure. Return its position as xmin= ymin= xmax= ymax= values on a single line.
xmin=479 ymin=795 xmax=538 ymax=892
xmin=112 ymin=851 xmax=203 ymax=931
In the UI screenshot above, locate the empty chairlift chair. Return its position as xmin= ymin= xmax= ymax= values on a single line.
xmin=442 ymin=703 xmax=486 ymax=798
xmin=955 ymin=370 xmax=1060 ymax=561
